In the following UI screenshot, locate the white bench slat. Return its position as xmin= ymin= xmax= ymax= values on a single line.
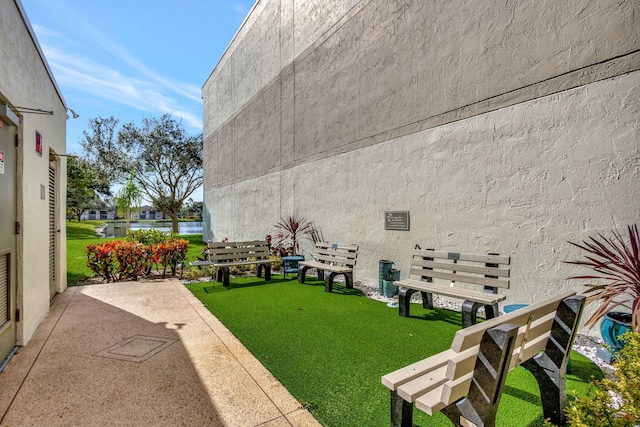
xmin=212 ymin=259 xmax=271 ymax=267
xmin=415 ymin=388 xmax=447 ymax=416
xmin=445 ymin=312 xmax=555 ymax=381
xmin=450 ymin=290 xmax=575 ymax=352
xmin=442 ymin=372 xmax=473 ymax=407
xmin=394 ymin=279 xmax=505 ymax=304
xmin=298 ymin=261 xmax=352 ymax=274
xmin=409 ymin=268 xmax=509 ymax=289
xmin=412 ymin=250 xmax=511 ymax=265
xmin=397 ymin=365 xmax=449 ymax=402
xmin=189 ymin=260 xmax=213 ymax=266
xmin=412 ymin=259 xmax=511 ymax=278
xmin=381 ymin=348 xmax=456 ymax=390
xmin=207 ymin=240 xmax=266 ymax=248
xmin=313 ymin=253 xmax=356 ymax=265
xmin=316 ymin=242 xmax=359 ymax=251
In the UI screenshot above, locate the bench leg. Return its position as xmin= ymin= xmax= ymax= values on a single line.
xmin=216 ymin=267 xmax=224 ymax=282
xmin=390 ymin=390 xmax=413 ymax=427
xmin=461 ymin=301 xmax=485 ymax=328
xmin=398 ymin=288 xmax=418 ymax=317
xmin=256 ymin=264 xmax=263 ymax=278
xmin=422 ymin=291 xmax=433 ymax=310
xmin=521 ymin=295 xmax=585 ymax=426
xmin=298 ymin=265 xmax=310 ymax=284
xmin=344 ymin=272 xmax=353 ymax=289
xmin=441 ymin=323 xmax=519 ymax=427
xmin=255 ymin=263 xmax=271 ymax=281
xmin=325 ymin=272 xmax=336 ymax=292
xmin=220 ymin=267 xmax=230 ymax=287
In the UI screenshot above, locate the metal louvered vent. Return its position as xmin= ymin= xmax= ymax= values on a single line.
xmin=0 ymin=254 xmax=8 ymax=324
xmin=49 ymin=163 xmax=56 ymax=298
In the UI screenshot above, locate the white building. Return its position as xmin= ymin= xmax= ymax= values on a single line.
xmin=202 ymin=0 xmax=639 ymax=331
xmin=0 ymin=0 xmax=68 ymax=363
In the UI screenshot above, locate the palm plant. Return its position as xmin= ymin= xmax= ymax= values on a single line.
xmin=273 ymin=216 xmax=314 ymax=256
xmin=566 ymin=224 xmax=640 ymax=332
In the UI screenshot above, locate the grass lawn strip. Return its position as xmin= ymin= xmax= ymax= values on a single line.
xmin=189 ymin=277 xmax=602 ymax=427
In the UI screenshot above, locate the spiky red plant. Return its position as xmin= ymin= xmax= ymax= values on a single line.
xmin=273 ymin=216 xmax=314 ymax=256
xmin=567 ymin=224 xmax=640 ymax=332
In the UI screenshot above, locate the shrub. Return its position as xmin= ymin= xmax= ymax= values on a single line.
xmin=86 ymin=241 xmax=118 ymax=282
xmin=113 ymin=240 xmax=151 ymax=280
xmin=153 ymin=239 xmax=189 ymax=277
xmin=126 ymin=229 xmax=177 ymax=245
xmin=565 ymin=331 xmax=640 ymax=426
xmin=85 ymin=237 xmax=189 ymax=281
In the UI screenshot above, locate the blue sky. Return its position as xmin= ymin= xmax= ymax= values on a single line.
xmin=20 ymin=0 xmax=256 ymax=201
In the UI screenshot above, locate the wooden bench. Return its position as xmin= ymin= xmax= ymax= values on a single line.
xmin=381 ymin=291 xmax=585 ymax=427
xmin=189 ymin=240 xmax=272 ymax=287
xmin=394 ymin=249 xmax=511 ymax=328
xmin=298 ymin=242 xmax=359 ymax=292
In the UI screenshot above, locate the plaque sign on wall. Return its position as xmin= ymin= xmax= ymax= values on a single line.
xmin=384 ymin=211 xmax=410 ymax=231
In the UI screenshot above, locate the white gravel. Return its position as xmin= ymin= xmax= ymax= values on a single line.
xmin=351 ymin=279 xmax=616 ymax=379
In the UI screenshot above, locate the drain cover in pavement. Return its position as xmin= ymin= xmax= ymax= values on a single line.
xmin=95 ymin=335 xmax=177 ymax=363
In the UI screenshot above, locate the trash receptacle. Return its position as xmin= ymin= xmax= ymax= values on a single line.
xmin=382 ymin=269 xmax=401 ymax=297
xmin=379 ymin=260 xmax=394 ymax=293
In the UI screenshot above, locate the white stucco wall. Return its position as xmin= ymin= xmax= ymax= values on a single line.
xmin=204 ymin=72 xmax=639 ymax=330
xmin=202 ymin=0 xmax=639 ymax=333
xmin=0 ymin=0 xmax=67 ymax=345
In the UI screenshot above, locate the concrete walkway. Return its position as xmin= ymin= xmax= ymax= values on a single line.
xmin=0 ymin=280 xmax=320 ymax=426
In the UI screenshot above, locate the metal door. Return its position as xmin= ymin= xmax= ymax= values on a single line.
xmin=0 ymin=119 xmax=17 ymax=361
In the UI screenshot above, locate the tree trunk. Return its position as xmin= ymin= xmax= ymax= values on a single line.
xmin=170 ymin=212 xmax=179 ymax=234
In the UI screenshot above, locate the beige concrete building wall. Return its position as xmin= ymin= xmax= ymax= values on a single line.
xmin=202 ymin=0 xmax=639 ymax=328
xmin=0 ymin=0 xmax=67 ymax=346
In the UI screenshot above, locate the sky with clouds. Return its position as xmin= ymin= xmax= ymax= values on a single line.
xmin=19 ymin=0 xmax=255 ymax=200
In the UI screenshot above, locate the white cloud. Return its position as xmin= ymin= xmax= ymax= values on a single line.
xmin=35 ymin=27 xmax=203 ymax=130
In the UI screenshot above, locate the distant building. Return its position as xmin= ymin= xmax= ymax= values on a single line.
xmin=1 ymin=0 xmax=68 ymax=362
xmin=202 ymin=1 xmax=638 ymax=332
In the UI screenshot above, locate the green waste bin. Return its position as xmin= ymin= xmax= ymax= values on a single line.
xmin=378 ymin=260 xmax=394 ymax=293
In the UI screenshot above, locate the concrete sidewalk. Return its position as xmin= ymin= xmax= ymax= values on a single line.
xmin=0 ymin=280 xmax=320 ymax=426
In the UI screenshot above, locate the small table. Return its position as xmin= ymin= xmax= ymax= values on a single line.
xmin=282 ymin=255 xmax=304 ymax=279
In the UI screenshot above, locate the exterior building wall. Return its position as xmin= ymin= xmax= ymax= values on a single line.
xmin=0 ymin=0 xmax=67 ymax=346
xmin=202 ymin=0 xmax=640 ymax=330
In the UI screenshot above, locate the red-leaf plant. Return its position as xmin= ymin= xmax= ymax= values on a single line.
xmin=566 ymin=224 xmax=640 ymax=333
xmin=273 ymin=216 xmax=314 ymax=256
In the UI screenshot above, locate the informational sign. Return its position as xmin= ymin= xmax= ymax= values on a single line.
xmin=384 ymin=211 xmax=410 ymax=231
xmin=0 ymin=150 xmax=4 ymax=174
xmin=36 ymin=131 xmax=43 ymax=156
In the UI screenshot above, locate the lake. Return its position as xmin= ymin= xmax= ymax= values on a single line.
xmin=101 ymin=221 xmax=203 ymax=238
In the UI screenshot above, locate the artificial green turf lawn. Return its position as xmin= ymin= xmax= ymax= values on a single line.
xmin=65 ymin=220 xmax=206 ymax=284
xmin=189 ymin=276 xmax=603 ymax=427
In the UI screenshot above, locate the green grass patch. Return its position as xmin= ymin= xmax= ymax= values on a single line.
xmin=66 ymin=220 xmax=206 ymax=284
xmin=189 ymin=277 xmax=602 ymax=426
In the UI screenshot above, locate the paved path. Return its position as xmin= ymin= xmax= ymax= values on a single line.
xmin=0 ymin=279 xmax=320 ymax=426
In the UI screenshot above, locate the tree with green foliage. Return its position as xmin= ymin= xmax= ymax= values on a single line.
xmin=66 ymin=156 xmax=111 ymax=221
xmin=116 ymin=173 xmax=142 ymax=230
xmin=179 ymin=198 xmax=203 ymax=219
xmin=81 ymin=114 xmax=203 ymax=233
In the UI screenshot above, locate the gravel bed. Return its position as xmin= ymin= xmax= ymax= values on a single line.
xmin=351 ymin=279 xmax=616 ymax=379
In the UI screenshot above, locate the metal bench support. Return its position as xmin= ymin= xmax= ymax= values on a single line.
xmin=441 ymin=323 xmax=519 ymax=427
xmin=521 ymin=295 xmax=585 ymax=426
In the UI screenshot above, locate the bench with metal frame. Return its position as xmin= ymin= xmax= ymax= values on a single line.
xmin=382 ymin=291 xmax=585 ymax=427
xmin=190 ymin=240 xmax=272 ymax=287
xmin=298 ymin=242 xmax=358 ymax=292
xmin=394 ymin=249 xmax=511 ymax=328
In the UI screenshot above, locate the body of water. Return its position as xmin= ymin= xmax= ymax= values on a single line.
xmin=101 ymin=221 xmax=203 ymax=238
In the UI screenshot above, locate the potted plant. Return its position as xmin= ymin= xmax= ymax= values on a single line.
xmin=567 ymin=224 xmax=639 ymax=352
